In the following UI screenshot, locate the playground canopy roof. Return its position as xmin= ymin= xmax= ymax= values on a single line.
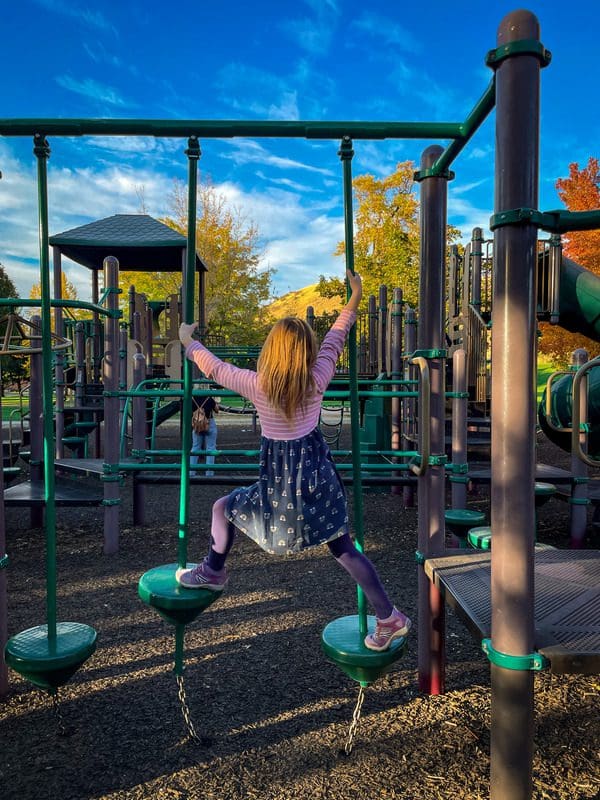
xmin=49 ymin=214 xmax=206 ymax=272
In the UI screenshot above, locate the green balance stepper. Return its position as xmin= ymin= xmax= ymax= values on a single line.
xmin=468 ymin=525 xmax=492 ymax=550
xmin=534 ymin=482 xmax=556 ymax=507
xmin=138 ymin=563 xmax=221 ymax=626
xmin=5 ymin=622 xmax=97 ymax=690
xmin=445 ymin=508 xmax=486 ymax=535
xmin=321 ymin=614 xmax=407 ymax=686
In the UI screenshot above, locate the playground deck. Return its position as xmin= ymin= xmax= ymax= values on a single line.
xmin=424 ymin=547 xmax=600 ymax=674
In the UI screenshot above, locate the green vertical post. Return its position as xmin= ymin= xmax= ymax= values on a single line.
xmin=339 ymin=136 xmax=367 ymax=636
xmin=33 ymin=134 xmax=57 ymax=641
xmin=178 ymin=136 xmax=200 ymax=568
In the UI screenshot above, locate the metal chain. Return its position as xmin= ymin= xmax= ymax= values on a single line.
xmin=51 ymin=691 xmax=68 ymax=737
xmin=344 ymin=684 xmax=366 ymax=756
xmin=176 ymin=674 xmax=203 ymax=745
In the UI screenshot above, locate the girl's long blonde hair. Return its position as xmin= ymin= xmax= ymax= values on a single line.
xmin=257 ymin=317 xmax=318 ymax=420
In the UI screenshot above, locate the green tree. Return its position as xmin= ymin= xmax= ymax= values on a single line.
xmin=0 ymin=263 xmax=26 ymax=393
xmin=334 ymin=162 xmax=461 ymax=308
xmin=124 ymin=180 xmax=273 ymax=345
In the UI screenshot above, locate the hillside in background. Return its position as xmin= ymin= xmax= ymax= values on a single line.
xmin=265 ymin=284 xmax=343 ymax=320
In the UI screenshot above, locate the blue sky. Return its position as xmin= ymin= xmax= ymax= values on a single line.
xmin=1 ymin=0 xmax=598 ymax=302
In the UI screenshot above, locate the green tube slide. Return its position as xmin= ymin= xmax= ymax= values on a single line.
xmin=538 ymin=257 xmax=600 ymax=454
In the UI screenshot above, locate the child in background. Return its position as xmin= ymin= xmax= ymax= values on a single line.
xmin=190 ymin=390 xmax=219 ymax=477
xmin=177 ymin=270 xmax=411 ymax=652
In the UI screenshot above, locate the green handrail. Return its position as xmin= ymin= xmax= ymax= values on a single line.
xmin=0 ymin=118 xmax=464 ymax=140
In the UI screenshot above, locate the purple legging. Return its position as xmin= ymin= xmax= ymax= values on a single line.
xmin=209 ymin=496 xmax=394 ymax=619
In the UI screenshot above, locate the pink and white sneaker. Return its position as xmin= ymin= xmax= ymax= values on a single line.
xmin=364 ymin=608 xmax=411 ymax=651
xmin=175 ymin=560 xmax=228 ymax=591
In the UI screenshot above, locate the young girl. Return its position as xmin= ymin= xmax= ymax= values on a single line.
xmin=177 ymin=270 xmax=411 ymax=652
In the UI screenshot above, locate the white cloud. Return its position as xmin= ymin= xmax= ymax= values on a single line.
xmin=352 ymin=13 xmax=422 ymax=54
xmin=282 ymin=0 xmax=341 ymax=55
xmin=31 ymin=0 xmax=116 ymax=33
xmin=55 ymin=76 xmax=131 ymax=108
xmin=219 ymin=139 xmax=335 ymax=176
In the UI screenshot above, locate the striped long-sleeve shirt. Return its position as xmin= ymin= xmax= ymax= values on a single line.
xmin=185 ymin=307 xmax=356 ymax=441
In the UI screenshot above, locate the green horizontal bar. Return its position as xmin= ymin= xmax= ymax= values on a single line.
xmin=110 ymin=461 xmax=414 ymax=472
xmin=134 ymin=448 xmax=419 ymax=458
xmin=0 ymin=118 xmax=464 ymax=140
xmin=0 ymin=297 xmax=119 ymax=317
xmin=107 ymin=388 xmax=419 ymax=399
xmin=429 ymin=79 xmax=496 ymax=175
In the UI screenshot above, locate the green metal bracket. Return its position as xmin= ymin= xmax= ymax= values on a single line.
xmin=102 ymin=498 xmax=121 ymax=507
xmin=428 ymin=454 xmax=448 ymax=466
xmin=569 ymin=497 xmax=590 ymax=506
xmin=410 ymin=348 xmax=447 ymax=359
xmin=0 ymin=554 xmax=9 ymax=570
xmin=414 ymin=550 xmax=426 ymax=565
xmin=485 ymin=39 xmax=551 ymax=69
xmin=490 ymin=207 xmax=543 ymax=230
xmin=481 ymin=639 xmax=549 ymax=671
xmin=338 ymin=136 xmax=354 ymax=161
xmin=101 ymin=466 xmax=122 ymax=478
xmin=447 ymin=462 xmax=469 ymax=474
xmin=413 ymin=167 xmax=455 ymax=183
xmin=572 ymin=476 xmax=590 ymax=485
xmin=449 ymin=475 xmax=470 ymax=484
xmin=446 ymin=391 xmax=470 ymax=399
xmin=490 ymin=207 xmax=600 ymax=233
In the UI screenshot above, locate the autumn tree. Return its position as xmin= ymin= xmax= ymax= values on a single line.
xmin=124 ymin=180 xmax=272 ymax=345
xmin=538 ymin=157 xmax=600 ymax=363
xmin=331 ymin=162 xmax=461 ymax=308
xmin=29 ymin=271 xmax=88 ymax=322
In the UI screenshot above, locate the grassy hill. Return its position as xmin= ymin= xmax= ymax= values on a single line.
xmin=265 ymin=284 xmax=343 ymax=321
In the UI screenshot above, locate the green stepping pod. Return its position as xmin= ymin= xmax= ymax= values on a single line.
xmin=138 ymin=564 xmax=221 ymax=626
xmin=321 ymin=615 xmax=407 ymax=686
xmin=5 ymin=622 xmax=97 ymax=691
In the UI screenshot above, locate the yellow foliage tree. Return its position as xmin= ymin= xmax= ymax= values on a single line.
xmin=123 ymin=180 xmax=272 ymax=345
xmin=333 ymin=162 xmax=461 ymax=308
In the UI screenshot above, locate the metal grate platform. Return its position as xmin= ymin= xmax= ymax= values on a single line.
xmin=424 ymin=547 xmax=600 ymax=674
xmin=3 ymin=478 xmax=103 ymax=507
xmin=467 ymin=462 xmax=574 ymax=486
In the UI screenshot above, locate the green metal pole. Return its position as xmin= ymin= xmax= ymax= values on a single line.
xmin=33 ymin=134 xmax=57 ymax=641
xmin=177 ymin=137 xmax=200 ymax=568
xmin=339 ymin=137 xmax=368 ymax=636
xmin=0 ymin=118 xmax=465 ymax=141
xmin=429 ymin=78 xmax=496 ymax=175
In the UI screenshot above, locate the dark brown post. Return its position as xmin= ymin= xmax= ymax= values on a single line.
xmin=570 ymin=348 xmax=589 ymax=547
xmin=416 ymin=144 xmax=450 ymax=695
xmin=29 ymin=315 xmax=44 ymax=528
xmin=391 ymin=288 xmax=403 ymax=495
xmin=403 ymin=306 xmax=417 ymax=508
xmin=471 ymin=227 xmax=484 ymax=311
xmin=451 ymin=348 xmax=468 ymax=510
xmin=91 ymin=270 xmax=101 ymax=384
xmin=368 ymin=295 xmax=377 ymax=374
xmin=378 ymin=285 xmax=388 ymax=375
xmin=132 ymin=352 xmax=147 ymax=526
xmin=53 ymin=246 xmax=65 ymax=459
xmin=103 ymin=256 xmax=121 ymax=554
xmin=490 ymin=10 xmax=542 ymax=800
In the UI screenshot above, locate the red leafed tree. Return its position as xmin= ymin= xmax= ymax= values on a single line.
xmin=538 ymin=157 xmax=600 ymax=363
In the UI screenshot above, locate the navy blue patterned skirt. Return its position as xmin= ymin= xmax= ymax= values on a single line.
xmin=225 ymin=427 xmax=349 ymax=555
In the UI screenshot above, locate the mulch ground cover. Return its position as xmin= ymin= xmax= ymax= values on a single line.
xmin=1 ymin=417 xmax=599 ymax=800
